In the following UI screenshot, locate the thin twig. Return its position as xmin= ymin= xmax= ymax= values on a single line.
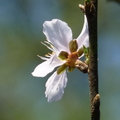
xmin=84 ymin=0 xmax=100 ymax=120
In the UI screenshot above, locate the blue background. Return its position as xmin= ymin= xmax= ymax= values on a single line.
xmin=0 ymin=0 xmax=120 ymax=120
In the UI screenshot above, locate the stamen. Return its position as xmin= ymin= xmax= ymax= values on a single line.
xmin=44 ymin=41 xmax=56 ymax=50
xmin=37 ymin=55 xmax=48 ymax=60
xmin=41 ymin=41 xmax=54 ymax=51
xmin=44 ymin=41 xmax=60 ymax=52
xmin=45 ymin=53 xmax=52 ymax=57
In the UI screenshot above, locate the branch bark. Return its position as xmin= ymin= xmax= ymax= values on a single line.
xmin=84 ymin=0 xmax=100 ymax=120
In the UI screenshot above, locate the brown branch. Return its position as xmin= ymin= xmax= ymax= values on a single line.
xmin=84 ymin=0 xmax=100 ymax=120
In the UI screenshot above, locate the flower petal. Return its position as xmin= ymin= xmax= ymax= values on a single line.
xmin=43 ymin=19 xmax=72 ymax=53
xmin=31 ymin=54 xmax=64 ymax=77
xmin=76 ymin=15 xmax=89 ymax=48
xmin=45 ymin=71 xmax=68 ymax=102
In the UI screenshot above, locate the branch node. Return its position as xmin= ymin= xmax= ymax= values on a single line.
xmin=91 ymin=94 xmax=100 ymax=120
xmin=93 ymin=94 xmax=100 ymax=107
xmin=75 ymin=60 xmax=88 ymax=73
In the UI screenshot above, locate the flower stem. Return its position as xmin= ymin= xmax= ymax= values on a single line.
xmin=84 ymin=0 xmax=100 ymax=120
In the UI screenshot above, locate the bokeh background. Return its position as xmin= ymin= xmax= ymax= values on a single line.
xmin=0 ymin=0 xmax=120 ymax=120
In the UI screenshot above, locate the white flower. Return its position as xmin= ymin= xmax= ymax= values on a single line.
xmin=32 ymin=15 xmax=89 ymax=102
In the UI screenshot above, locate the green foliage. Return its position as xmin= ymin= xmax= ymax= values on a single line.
xmin=83 ymin=46 xmax=89 ymax=64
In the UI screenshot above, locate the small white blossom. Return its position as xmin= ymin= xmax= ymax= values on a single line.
xmin=32 ymin=15 xmax=89 ymax=102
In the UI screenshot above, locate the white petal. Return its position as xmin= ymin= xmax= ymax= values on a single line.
xmin=43 ymin=19 xmax=72 ymax=53
xmin=31 ymin=54 xmax=64 ymax=77
xmin=76 ymin=15 xmax=89 ymax=48
xmin=45 ymin=71 xmax=68 ymax=102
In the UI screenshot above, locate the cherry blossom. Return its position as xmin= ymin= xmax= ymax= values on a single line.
xmin=32 ymin=15 xmax=89 ymax=102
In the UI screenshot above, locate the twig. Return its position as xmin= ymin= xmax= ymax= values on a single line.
xmin=84 ymin=0 xmax=100 ymax=120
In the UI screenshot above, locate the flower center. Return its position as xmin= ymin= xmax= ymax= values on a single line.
xmin=66 ymin=52 xmax=78 ymax=67
xmin=57 ymin=39 xmax=84 ymax=74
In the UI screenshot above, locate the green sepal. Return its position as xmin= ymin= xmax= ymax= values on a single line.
xmin=69 ymin=39 xmax=78 ymax=53
xmin=57 ymin=64 xmax=67 ymax=75
xmin=83 ymin=45 xmax=89 ymax=58
xmin=83 ymin=45 xmax=89 ymax=64
xmin=67 ymin=66 xmax=75 ymax=72
xmin=77 ymin=47 xmax=84 ymax=57
xmin=58 ymin=51 xmax=68 ymax=60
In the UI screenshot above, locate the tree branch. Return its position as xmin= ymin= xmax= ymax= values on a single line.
xmin=84 ymin=0 xmax=100 ymax=120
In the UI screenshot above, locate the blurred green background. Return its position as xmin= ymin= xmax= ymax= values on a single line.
xmin=0 ymin=0 xmax=120 ymax=120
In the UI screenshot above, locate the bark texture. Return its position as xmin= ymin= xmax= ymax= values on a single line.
xmin=85 ymin=0 xmax=100 ymax=120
